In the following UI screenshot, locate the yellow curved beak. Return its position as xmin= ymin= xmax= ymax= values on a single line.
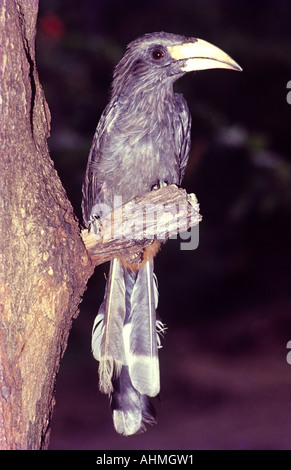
xmin=168 ymin=38 xmax=242 ymax=72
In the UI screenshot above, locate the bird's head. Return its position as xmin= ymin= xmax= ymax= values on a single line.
xmin=112 ymin=32 xmax=242 ymax=97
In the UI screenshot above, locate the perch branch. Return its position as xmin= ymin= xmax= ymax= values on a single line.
xmin=81 ymin=184 xmax=201 ymax=266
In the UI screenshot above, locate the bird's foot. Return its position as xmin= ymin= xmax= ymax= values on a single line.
xmin=151 ymin=180 xmax=169 ymax=190
xmin=88 ymin=213 xmax=102 ymax=235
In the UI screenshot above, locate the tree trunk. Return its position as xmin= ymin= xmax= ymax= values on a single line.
xmin=0 ymin=0 xmax=94 ymax=449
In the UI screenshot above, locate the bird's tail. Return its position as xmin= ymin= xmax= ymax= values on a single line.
xmin=92 ymin=257 xmax=164 ymax=435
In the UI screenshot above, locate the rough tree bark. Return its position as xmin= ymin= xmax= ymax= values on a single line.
xmin=0 ymin=1 xmax=94 ymax=449
xmin=0 ymin=1 xmax=201 ymax=450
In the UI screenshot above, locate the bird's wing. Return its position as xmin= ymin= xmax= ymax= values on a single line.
xmin=174 ymin=93 xmax=192 ymax=184
xmin=81 ymin=99 xmax=119 ymax=225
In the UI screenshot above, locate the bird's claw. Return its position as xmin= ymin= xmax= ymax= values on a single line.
xmin=151 ymin=180 xmax=169 ymax=191
xmin=88 ymin=214 xmax=102 ymax=235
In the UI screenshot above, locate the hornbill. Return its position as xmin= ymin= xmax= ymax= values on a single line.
xmin=82 ymin=32 xmax=241 ymax=436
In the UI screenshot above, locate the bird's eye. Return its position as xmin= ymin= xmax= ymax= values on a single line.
xmin=152 ymin=48 xmax=165 ymax=60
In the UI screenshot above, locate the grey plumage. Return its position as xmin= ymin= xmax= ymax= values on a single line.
xmin=82 ymin=32 xmax=241 ymax=435
xmin=82 ymin=32 xmax=192 ymax=224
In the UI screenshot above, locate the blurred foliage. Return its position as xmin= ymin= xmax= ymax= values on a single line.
xmin=36 ymin=0 xmax=291 ymax=320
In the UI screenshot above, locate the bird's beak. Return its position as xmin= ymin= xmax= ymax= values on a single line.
xmin=168 ymin=38 xmax=242 ymax=72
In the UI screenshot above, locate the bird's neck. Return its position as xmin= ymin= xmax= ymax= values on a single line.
xmin=119 ymin=81 xmax=176 ymax=121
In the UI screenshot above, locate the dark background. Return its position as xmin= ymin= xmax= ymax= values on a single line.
xmin=37 ymin=0 xmax=291 ymax=449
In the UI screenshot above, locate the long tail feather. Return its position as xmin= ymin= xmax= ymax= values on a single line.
xmin=128 ymin=260 xmax=160 ymax=397
xmin=111 ymin=366 xmax=157 ymax=436
xmin=111 ymin=366 xmax=142 ymax=436
xmin=91 ymin=257 xmax=164 ymax=435
xmin=92 ymin=258 xmax=126 ymax=394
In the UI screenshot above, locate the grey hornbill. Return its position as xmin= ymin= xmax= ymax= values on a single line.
xmin=82 ymin=32 xmax=241 ymax=436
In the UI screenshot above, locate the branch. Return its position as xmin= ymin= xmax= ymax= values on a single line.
xmin=81 ymin=185 xmax=201 ymax=266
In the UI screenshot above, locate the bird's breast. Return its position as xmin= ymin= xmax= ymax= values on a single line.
xmin=98 ymin=100 xmax=180 ymax=205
